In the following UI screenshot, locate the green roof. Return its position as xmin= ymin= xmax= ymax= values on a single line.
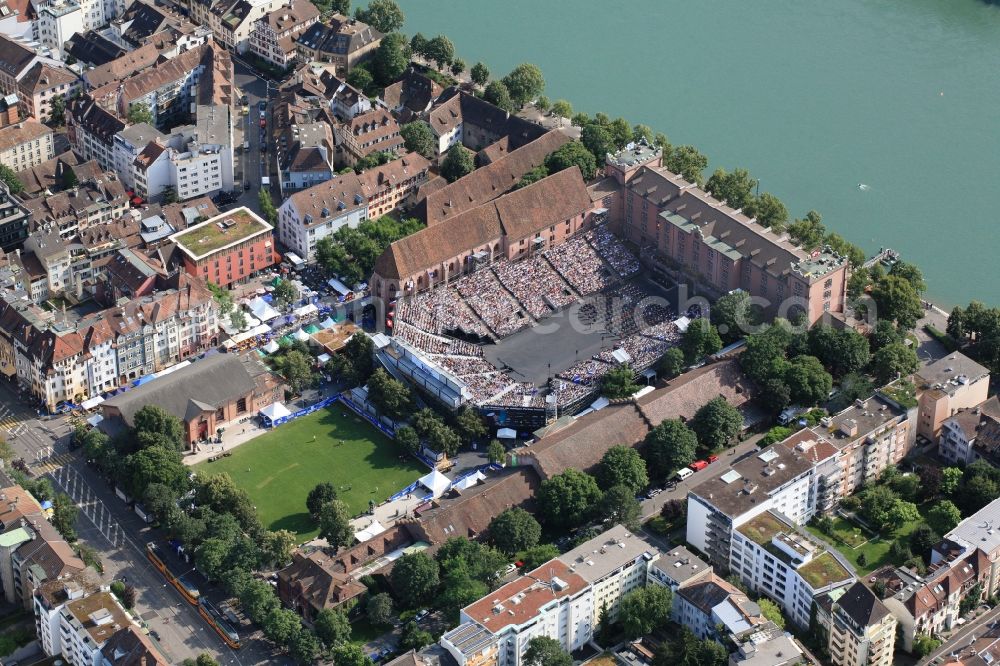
xmin=172 ymin=208 xmax=270 ymax=259
xmin=738 ymin=511 xmax=790 ymax=547
xmin=0 ymin=527 xmax=31 ymax=548
xmin=798 ymin=552 xmax=852 ymax=590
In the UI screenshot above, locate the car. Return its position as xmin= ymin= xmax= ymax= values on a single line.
xmin=242 ymin=104 xmax=249 ymax=115
xmin=707 ymin=454 xmax=719 ymax=463
xmin=259 ymin=118 xmax=266 ymax=128
xmin=149 ymin=630 xmax=161 ymax=642
xmin=414 ymin=609 xmax=429 ymax=621
xmin=689 ymin=460 xmax=709 ymax=471
xmin=258 ymin=100 xmax=266 ymax=111
xmin=244 ymin=181 xmax=251 ymax=190
xmin=675 ymin=467 xmax=694 ymax=481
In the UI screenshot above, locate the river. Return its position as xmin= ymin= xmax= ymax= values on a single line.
xmin=390 ymin=0 xmax=1000 ymax=308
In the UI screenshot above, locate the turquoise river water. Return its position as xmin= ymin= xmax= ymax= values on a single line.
xmin=393 ymin=0 xmax=1000 ymax=308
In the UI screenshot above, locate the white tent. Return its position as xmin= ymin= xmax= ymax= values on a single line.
xmin=87 ymin=414 xmax=104 ymax=427
xmin=319 ymin=317 xmax=337 ymax=329
xmin=674 ymin=315 xmax=691 ymax=333
xmin=80 ymin=395 xmax=105 ymax=411
xmin=316 ymin=353 xmax=331 ymax=364
xmin=260 ymin=402 xmax=292 ymax=421
xmin=293 ymin=303 xmax=318 ymax=318
xmin=249 ymin=296 xmax=280 ymax=322
xmin=497 ymin=427 xmax=517 ymax=439
xmin=293 ymin=328 xmax=310 ymax=342
xmin=355 ymin=520 xmax=386 ymax=543
xmin=611 ymin=348 xmax=632 ymax=364
xmin=452 ymin=471 xmax=486 ymax=491
xmin=263 ymin=340 xmax=280 ymax=354
xmin=418 ymin=469 xmax=451 ymax=498
xmin=327 ymin=277 xmax=352 ymax=296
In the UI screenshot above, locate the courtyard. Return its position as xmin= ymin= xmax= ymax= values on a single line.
xmin=194 ymin=405 xmax=425 ymax=539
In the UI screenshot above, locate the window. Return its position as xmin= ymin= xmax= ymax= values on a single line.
xmin=237 ymin=397 xmax=247 ymax=413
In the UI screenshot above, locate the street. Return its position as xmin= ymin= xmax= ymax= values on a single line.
xmin=231 ymin=57 xmax=278 ymax=216
xmin=918 ymin=604 xmax=1000 ymax=665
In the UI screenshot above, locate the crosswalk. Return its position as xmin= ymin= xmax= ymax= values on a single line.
xmin=0 ymin=413 xmax=27 ymax=436
xmin=34 ymin=452 xmax=77 ymax=475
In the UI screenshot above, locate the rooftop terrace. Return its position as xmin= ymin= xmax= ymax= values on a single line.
xmin=171 ymin=207 xmax=271 ymax=259
xmin=798 ymin=551 xmax=852 ymax=589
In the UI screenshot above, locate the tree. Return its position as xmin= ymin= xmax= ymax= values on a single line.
xmin=600 ymin=364 xmax=639 ymax=399
xmin=434 ymin=537 xmax=507 ymax=587
xmin=551 ymin=100 xmax=572 ymax=123
xmin=229 ymin=308 xmax=247 ymax=331
xmin=424 ymin=35 xmax=455 ymax=70
xmin=940 ymin=467 xmax=963 ymax=495
xmin=484 ymin=80 xmax=514 ymax=113
xmin=133 ymin=405 xmax=184 ymax=450
xmin=142 ymin=483 xmax=177 ymax=524
xmin=441 ymin=144 xmax=474 ymax=183
xmin=489 ymin=507 xmax=541 ymax=555
xmin=454 ymin=405 xmax=487 ymax=442
xmin=544 ymin=141 xmax=597 ymax=180
xmin=400 ymin=120 xmax=436 ymax=158
xmin=535 ymin=95 xmax=550 ymax=113
xmin=597 ymin=445 xmax=649 ymax=493
xmin=396 ymin=426 xmax=421 ymax=454
xmin=644 ymin=419 xmax=698 ymax=481
xmin=749 ymin=191 xmax=789 ymax=230
xmin=354 ymin=0 xmax=404 ymax=33
xmin=400 ymin=621 xmax=433 ymax=650
xmin=581 ymin=123 xmax=615 ymax=162
xmin=690 ymin=397 xmax=743 ymax=452
xmin=307 ymin=482 xmax=338 ymax=519
xmin=523 ymin=637 xmax=572 ymax=666
xmin=536 ymin=468 xmax=602 ymax=528
xmin=871 ymin=274 xmax=923 ymax=330
xmin=50 ymin=493 xmax=78 ymax=542
xmin=787 ymin=210 xmax=826 ymax=250
xmin=425 ymin=421 xmax=461 ymax=458
xmin=260 ymin=530 xmax=296 ymax=568
xmin=501 ymin=63 xmax=545 ymax=108
xmin=313 ymin=607 xmax=351 ymax=647
xmin=194 ymin=538 xmax=232 ymax=581
xmin=409 ymin=33 xmax=427 ymax=57
xmin=784 ymin=355 xmax=833 ymax=406
xmin=367 ymin=592 xmax=394 ymax=626
xmin=599 ymin=485 xmax=641 ymax=528
xmin=470 ymin=62 xmax=490 ymax=87
xmin=318 ymin=500 xmax=353 ymax=551
xmin=327 ymin=0 xmax=350 ymax=13
xmin=619 ymin=585 xmax=672 ymax=639
xmin=288 ymin=630 xmax=320 ymax=665
xmin=519 ymin=543 xmax=560 ymax=570
xmin=127 ymin=102 xmax=153 ymax=125
xmin=277 ymin=349 xmax=315 ymax=393
xmin=372 ymin=32 xmax=409 ymax=85
xmin=262 ymin=606 xmax=303 ymax=646
xmin=928 ymin=500 xmax=962 ymax=534
xmin=48 ymin=94 xmax=66 ymax=126
xmin=124 ymin=445 xmax=187 ymax=498
xmin=258 ymin=187 xmax=277 ymax=224
xmin=450 ymin=58 xmax=466 ymax=77
xmin=487 ymin=439 xmax=506 ymax=465
xmin=0 ymin=164 xmax=22 ymax=194
xmin=956 ymin=462 xmax=1000 ymax=516
xmin=758 ymin=598 xmax=786 ymax=629
xmin=391 ymin=552 xmax=439 ymax=608
xmin=161 ymin=185 xmax=178 ymax=204
xmin=860 ymin=484 xmax=899 ymax=531
xmin=705 ymin=167 xmax=756 ymax=212
xmin=346 ymin=65 xmax=373 ymax=93
xmin=663 ymin=145 xmax=708 ymax=186
xmin=910 ymin=524 xmax=940 ymax=561
xmin=711 ymin=290 xmax=756 ymax=342
xmin=438 ymin=560 xmax=488 ymax=620
xmin=871 ymin=343 xmax=919 ymax=384
xmin=947 ymin=306 xmax=966 ymax=340
xmin=889 ymin=499 xmax=921 ymax=526
xmin=869 ymin=319 xmax=903 ymax=351
xmin=889 ymin=261 xmax=927 ymax=294
xmin=632 ymin=124 xmax=654 ymax=144
xmin=913 ymin=633 xmax=943 ymax=658
xmin=658 ymin=347 xmax=686 ymax=379
xmin=681 ymin=319 xmax=723 ymax=363
xmin=366 ymin=368 xmax=413 ymax=420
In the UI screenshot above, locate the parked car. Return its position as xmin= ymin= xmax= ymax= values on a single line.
xmin=689 ymin=460 xmax=709 ymax=471
xmin=414 ymin=609 xmax=429 ymax=621
xmin=707 ymin=454 xmax=719 ymax=463
xmin=258 ymin=100 xmax=266 ymax=111
xmin=674 ymin=467 xmax=693 ymax=481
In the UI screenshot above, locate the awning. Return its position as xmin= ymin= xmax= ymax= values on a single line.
xmin=327 ymin=278 xmax=351 ymax=295
xmin=259 ymin=402 xmax=291 ymax=421
xmin=80 ymin=395 xmax=105 ymax=411
xmin=417 ymin=469 xmax=451 ymax=498
xmin=285 ymin=252 xmax=305 ymax=267
xmin=87 ymin=414 xmax=104 ymax=427
xmin=293 ymin=303 xmax=318 ymax=318
xmin=497 ymin=427 xmax=517 ymax=439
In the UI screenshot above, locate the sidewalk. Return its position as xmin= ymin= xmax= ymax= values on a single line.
xmin=184 ymin=420 xmax=267 ymax=466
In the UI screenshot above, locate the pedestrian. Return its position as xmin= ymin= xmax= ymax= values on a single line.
xmin=312 ymin=435 xmax=317 ymax=442
xmin=247 ymin=467 xmax=251 ymax=472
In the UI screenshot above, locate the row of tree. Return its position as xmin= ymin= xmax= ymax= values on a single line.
xmin=315 ymin=215 xmax=423 ymax=285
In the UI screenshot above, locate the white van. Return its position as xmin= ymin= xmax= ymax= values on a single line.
xmin=675 ymin=467 xmax=694 ymax=482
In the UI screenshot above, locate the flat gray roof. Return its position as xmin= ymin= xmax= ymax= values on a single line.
xmin=650 ymin=544 xmax=710 ymax=586
xmin=557 ymin=524 xmax=661 ymax=583
xmin=916 ymin=352 xmax=990 ymax=394
xmin=946 ymin=495 xmax=1000 ymax=555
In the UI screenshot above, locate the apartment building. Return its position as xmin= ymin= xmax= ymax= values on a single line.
xmin=935 ymin=495 xmax=1000 ymax=597
xmin=113 ymin=122 xmax=167 ymax=192
xmin=22 ymin=171 xmax=128 ymax=239
xmin=0 ymin=35 xmax=46 ymax=112
xmin=0 ymin=120 xmax=54 ymax=172
xmin=440 ymin=621 xmax=499 ymax=666
xmin=674 ymin=573 xmax=769 ymax=643
xmin=358 ymin=151 xmax=431 ymax=218
xmin=605 ymin=141 xmax=849 ymax=325
xmin=646 ymin=545 xmax=712 ymax=593
xmin=9 ymin=514 xmax=85 ymax=609
xmin=277 ymin=171 xmax=367 ymax=260
xmin=35 ymin=0 xmax=84 ymax=59
xmin=338 ymin=107 xmax=403 ymax=166
xmin=170 ymin=207 xmax=275 ymax=287
xmin=209 ymin=0 xmax=283 ymax=54
xmin=731 ymin=510 xmax=854 ymax=628
xmin=36 ymin=585 xmax=132 ymax=666
xmin=427 ymin=91 xmax=548 ymax=158
xmin=815 ymin=582 xmax=897 ymax=666
xmin=459 ymin=559 xmax=592 ymax=666
xmin=914 ymin=352 xmax=990 ymax=442
xmin=938 ymin=396 xmax=1000 ymax=465
xmin=0 ymin=178 xmax=30 ymax=251
xmin=249 ymin=0 xmax=319 ymax=68
xmin=278 ymin=121 xmax=334 ymax=194
xmin=294 ymin=13 xmax=382 ymax=77
xmin=17 ymin=62 xmax=81 ymax=122
xmin=66 ymin=95 xmax=126 ymax=172
xmin=22 ymin=229 xmax=91 ymax=299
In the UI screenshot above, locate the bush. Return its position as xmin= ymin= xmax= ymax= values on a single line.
xmin=923 ymin=324 xmax=959 ymax=352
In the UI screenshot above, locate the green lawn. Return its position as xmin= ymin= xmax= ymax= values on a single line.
xmin=195 ymin=406 xmax=424 ymax=540
xmin=807 ymin=514 xmax=922 ymax=577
